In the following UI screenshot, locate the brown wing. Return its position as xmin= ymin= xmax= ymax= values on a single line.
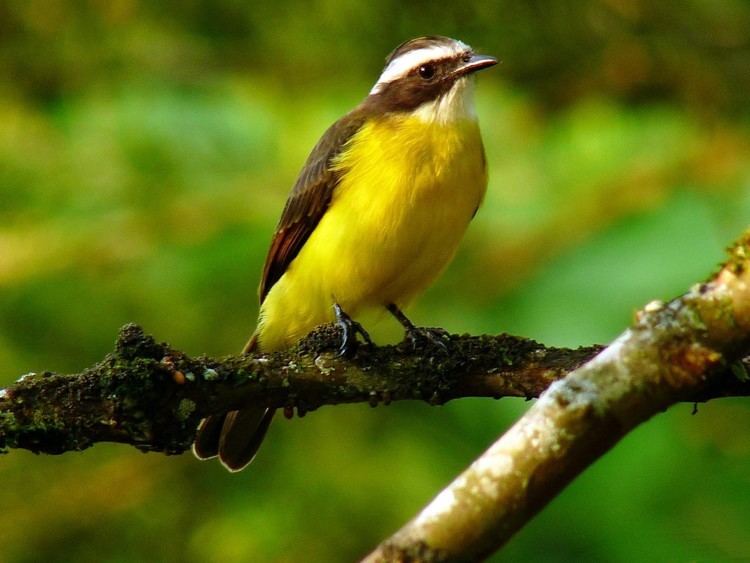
xmin=258 ymin=109 xmax=367 ymax=303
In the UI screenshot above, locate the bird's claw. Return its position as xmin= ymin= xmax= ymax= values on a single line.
xmin=404 ymin=326 xmax=449 ymax=354
xmin=334 ymin=303 xmax=372 ymax=358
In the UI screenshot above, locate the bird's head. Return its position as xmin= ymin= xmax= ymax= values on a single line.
xmin=367 ymin=36 xmax=497 ymax=124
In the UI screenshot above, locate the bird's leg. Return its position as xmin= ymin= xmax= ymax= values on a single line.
xmin=386 ymin=303 xmax=448 ymax=353
xmin=334 ymin=303 xmax=373 ymax=357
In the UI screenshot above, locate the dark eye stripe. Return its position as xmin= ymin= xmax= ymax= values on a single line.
xmin=407 ymin=55 xmax=460 ymax=78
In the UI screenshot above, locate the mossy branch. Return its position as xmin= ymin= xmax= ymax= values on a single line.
xmin=1 ymin=321 xmax=748 ymax=457
xmin=0 ymin=325 xmax=603 ymax=455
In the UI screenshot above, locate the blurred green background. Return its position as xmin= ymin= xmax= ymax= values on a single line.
xmin=1 ymin=1 xmax=750 ymax=561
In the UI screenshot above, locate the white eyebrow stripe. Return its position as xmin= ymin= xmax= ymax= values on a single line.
xmin=370 ymin=41 xmax=470 ymax=94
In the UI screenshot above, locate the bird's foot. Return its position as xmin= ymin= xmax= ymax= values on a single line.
xmin=403 ymin=326 xmax=450 ymax=354
xmin=334 ymin=303 xmax=373 ymax=358
xmin=386 ymin=303 xmax=449 ymax=354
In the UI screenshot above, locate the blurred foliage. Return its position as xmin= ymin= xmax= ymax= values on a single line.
xmin=1 ymin=1 xmax=750 ymax=561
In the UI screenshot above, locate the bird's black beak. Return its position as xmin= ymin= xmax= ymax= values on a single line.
xmin=454 ymin=54 xmax=498 ymax=77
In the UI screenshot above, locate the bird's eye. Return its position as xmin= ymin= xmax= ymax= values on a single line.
xmin=418 ymin=63 xmax=436 ymax=80
xmin=462 ymin=53 xmax=472 ymax=63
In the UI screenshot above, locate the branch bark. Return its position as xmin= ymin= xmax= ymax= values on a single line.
xmin=364 ymin=231 xmax=750 ymax=562
xmin=0 ymin=327 xmax=601 ymax=455
xmin=2 ymin=322 xmax=747 ymax=457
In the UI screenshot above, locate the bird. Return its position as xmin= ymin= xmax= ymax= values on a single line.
xmin=193 ymin=36 xmax=496 ymax=471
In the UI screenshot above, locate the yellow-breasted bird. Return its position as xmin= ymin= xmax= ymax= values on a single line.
xmin=193 ymin=36 xmax=496 ymax=471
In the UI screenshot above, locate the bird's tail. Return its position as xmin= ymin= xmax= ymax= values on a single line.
xmin=192 ymin=332 xmax=276 ymax=472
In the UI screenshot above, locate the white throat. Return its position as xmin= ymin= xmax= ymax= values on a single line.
xmin=412 ymin=77 xmax=477 ymax=125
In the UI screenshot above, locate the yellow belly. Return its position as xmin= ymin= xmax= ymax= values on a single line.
xmin=256 ymin=114 xmax=487 ymax=351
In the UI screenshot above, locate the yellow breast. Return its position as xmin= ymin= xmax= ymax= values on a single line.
xmin=256 ymin=114 xmax=487 ymax=351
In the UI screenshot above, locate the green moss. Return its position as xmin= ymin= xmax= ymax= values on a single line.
xmin=202 ymin=368 xmax=219 ymax=381
xmin=731 ymin=361 xmax=749 ymax=382
xmin=176 ymin=399 xmax=196 ymax=421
